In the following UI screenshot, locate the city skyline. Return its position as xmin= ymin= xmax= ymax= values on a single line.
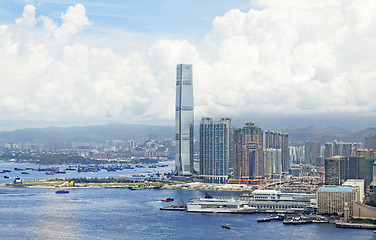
xmin=1 ymin=1 xmax=376 ymax=131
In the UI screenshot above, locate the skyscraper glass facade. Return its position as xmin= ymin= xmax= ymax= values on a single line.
xmin=175 ymin=64 xmax=194 ymax=176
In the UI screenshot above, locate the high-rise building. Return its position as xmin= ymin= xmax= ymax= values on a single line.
xmin=199 ymin=117 xmax=233 ymax=183
xmin=304 ymin=141 xmax=321 ymax=165
xmin=325 ymin=155 xmax=373 ymax=186
xmin=289 ymin=146 xmax=304 ymax=164
xmin=264 ymin=148 xmax=282 ymax=178
xmin=365 ymin=134 xmax=376 ymax=150
xmin=233 ymin=121 xmax=263 ymax=179
xmin=175 ymin=64 xmax=194 ymax=176
xmin=325 ymin=156 xmax=347 ymax=185
xmin=265 ymin=130 xmax=289 ymax=173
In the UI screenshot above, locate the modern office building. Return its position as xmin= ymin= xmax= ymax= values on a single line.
xmin=199 ymin=117 xmax=233 ymax=183
xmin=324 ymin=156 xmax=371 ymax=186
xmin=233 ymin=121 xmax=263 ymax=179
xmin=325 ymin=156 xmax=347 ymax=185
xmin=175 ymin=64 xmax=194 ymax=176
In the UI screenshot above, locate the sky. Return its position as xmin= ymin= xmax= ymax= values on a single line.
xmin=0 ymin=0 xmax=376 ymax=131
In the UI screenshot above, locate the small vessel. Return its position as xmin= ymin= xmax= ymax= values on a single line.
xmin=55 ymin=190 xmax=69 ymax=194
xmin=45 ymin=171 xmax=55 ymax=175
xmin=146 ymin=170 xmax=153 ymax=173
xmin=13 ymin=176 xmax=23 ymax=184
xmin=21 ymin=171 xmax=29 ymax=174
xmin=55 ymin=170 xmax=66 ymax=174
xmin=128 ymin=186 xmax=143 ymax=190
xmin=124 ymin=164 xmax=134 ymax=169
xmin=257 ymin=217 xmax=271 ymax=222
xmin=3 ymin=169 xmax=11 ymax=173
xmin=221 ymin=224 xmax=231 ymax=229
xmin=65 ymin=166 xmax=77 ymax=171
xmin=161 ymin=197 xmax=174 ymax=202
xmin=4 ymin=175 xmax=10 ymax=178
xmin=135 ymin=163 xmax=144 ymax=168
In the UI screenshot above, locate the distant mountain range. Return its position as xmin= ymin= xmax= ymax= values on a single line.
xmin=0 ymin=123 xmax=375 ymax=145
xmin=286 ymin=126 xmax=376 ymax=145
xmin=0 ymin=123 xmax=175 ymax=144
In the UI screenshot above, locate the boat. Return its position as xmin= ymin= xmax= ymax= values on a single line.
xmin=20 ymin=171 xmax=29 ymax=174
xmin=65 ymin=166 xmax=77 ymax=171
xmin=4 ymin=175 xmax=10 ymax=178
xmin=149 ymin=164 xmax=158 ymax=168
xmin=13 ymin=176 xmax=23 ymax=184
xmin=3 ymin=169 xmax=11 ymax=172
xmin=221 ymin=224 xmax=231 ymax=229
xmin=186 ymin=193 xmax=257 ymax=214
xmin=135 ymin=163 xmax=144 ymax=168
xmin=55 ymin=190 xmax=69 ymax=194
xmin=124 ymin=164 xmax=134 ymax=169
xmin=45 ymin=171 xmax=55 ymax=175
xmin=161 ymin=197 xmax=174 ymax=202
xmin=128 ymin=186 xmax=143 ymax=190
xmin=55 ymin=170 xmax=66 ymax=174
xmin=257 ymin=217 xmax=271 ymax=222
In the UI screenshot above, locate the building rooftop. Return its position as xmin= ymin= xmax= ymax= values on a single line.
xmin=319 ymin=187 xmax=354 ymax=192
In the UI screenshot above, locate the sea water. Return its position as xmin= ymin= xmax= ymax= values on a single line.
xmin=0 ymin=187 xmax=374 ymax=240
xmin=0 ymin=163 xmax=374 ymax=240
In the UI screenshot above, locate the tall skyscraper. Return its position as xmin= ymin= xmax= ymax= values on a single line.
xmin=233 ymin=121 xmax=263 ymax=179
xmin=199 ymin=117 xmax=233 ymax=183
xmin=265 ymin=130 xmax=289 ymax=173
xmin=175 ymin=64 xmax=194 ymax=176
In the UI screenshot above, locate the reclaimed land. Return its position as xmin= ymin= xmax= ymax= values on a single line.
xmin=1 ymin=178 xmax=172 ymax=189
xmin=1 ymin=178 xmax=255 ymax=191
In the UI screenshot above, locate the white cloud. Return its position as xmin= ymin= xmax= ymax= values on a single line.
xmin=15 ymin=4 xmax=36 ymax=27
xmin=1 ymin=1 xmax=376 ymax=130
xmin=54 ymin=4 xmax=91 ymax=38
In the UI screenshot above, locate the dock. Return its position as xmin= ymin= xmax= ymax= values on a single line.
xmin=336 ymin=222 xmax=376 ymax=229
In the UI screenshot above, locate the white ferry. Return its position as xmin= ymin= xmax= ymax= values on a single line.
xmin=186 ymin=193 xmax=257 ymax=214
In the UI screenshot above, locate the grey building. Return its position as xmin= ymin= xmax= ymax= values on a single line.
xmin=175 ymin=64 xmax=194 ymax=176
xmin=365 ymin=134 xmax=376 ymax=150
xmin=304 ymin=141 xmax=321 ymax=165
xmin=265 ymin=130 xmax=289 ymax=174
xmin=199 ymin=117 xmax=233 ymax=183
xmin=325 ymin=156 xmax=347 ymax=185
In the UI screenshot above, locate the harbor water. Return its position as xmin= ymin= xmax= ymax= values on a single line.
xmin=0 ymin=164 xmax=374 ymax=239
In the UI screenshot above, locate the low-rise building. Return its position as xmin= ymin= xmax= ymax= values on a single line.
xmin=342 ymin=179 xmax=364 ymax=203
xmin=317 ymin=186 xmax=357 ymax=215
